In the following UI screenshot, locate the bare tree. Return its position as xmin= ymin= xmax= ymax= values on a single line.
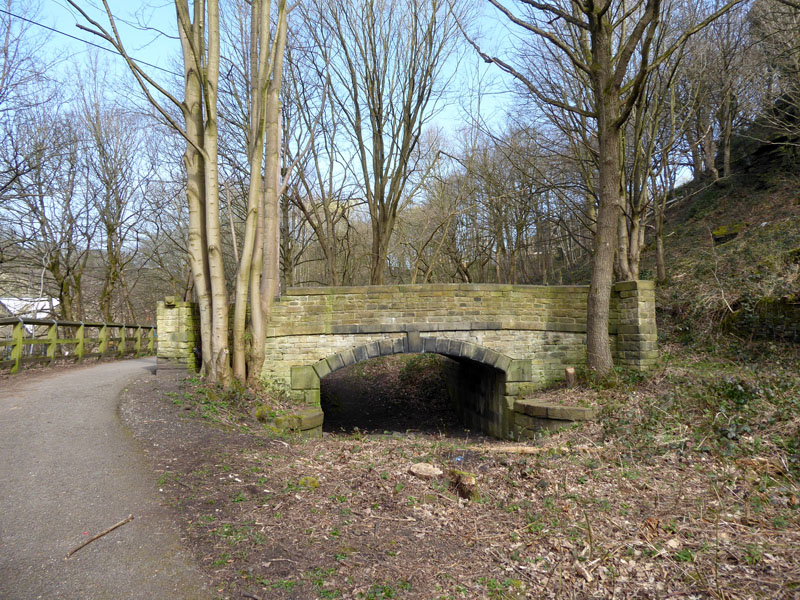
xmin=302 ymin=0 xmax=462 ymax=284
xmin=0 ymin=0 xmax=51 ymax=200
xmin=468 ymin=0 xmax=744 ymax=373
xmin=79 ymin=65 xmax=158 ymax=322
xmin=749 ymin=0 xmax=800 ymax=150
xmin=68 ymin=0 xmax=291 ymax=385
xmin=217 ymin=0 xmax=290 ymax=382
xmin=2 ymin=105 xmax=93 ymax=319
xmin=282 ymin=35 xmax=356 ymax=287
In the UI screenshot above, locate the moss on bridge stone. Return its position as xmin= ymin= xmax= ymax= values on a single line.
xmin=156 ymin=298 xmax=200 ymax=374
xmin=259 ymin=281 xmax=657 ymax=439
xmin=291 ymin=365 xmax=320 ymax=390
xmin=157 ymin=281 xmax=656 ymax=439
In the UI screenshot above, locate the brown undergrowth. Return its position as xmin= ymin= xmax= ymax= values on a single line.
xmin=120 ymin=343 xmax=800 ymax=600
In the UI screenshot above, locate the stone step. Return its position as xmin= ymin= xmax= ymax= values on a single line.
xmin=270 ymin=407 xmax=324 ymax=438
xmin=513 ymin=399 xmax=596 ymax=422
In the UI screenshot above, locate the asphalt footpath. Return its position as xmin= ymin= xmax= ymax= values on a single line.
xmin=0 ymin=358 xmax=211 ymax=599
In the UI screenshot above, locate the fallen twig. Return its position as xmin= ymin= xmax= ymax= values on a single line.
xmin=473 ymin=444 xmax=599 ymax=455
xmin=164 ymin=471 xmax=193 ymax=489
xmin=65 ymin=514 xmax=134 ymax=559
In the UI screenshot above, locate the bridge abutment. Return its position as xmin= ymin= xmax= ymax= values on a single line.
xmin=156 ymin=281 xmax=657 ymax=439
xmin=266 ymin=281 xmax=657 ymax=439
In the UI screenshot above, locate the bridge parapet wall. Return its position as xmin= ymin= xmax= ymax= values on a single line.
xmin=263 ymin=280 xmax=656 ymax=386
xmin=156 ymin=297 xmax=200 ymax=374
xmin=613 ymin=280 xmax=658 ymax=369
xmin=157 ymin=281 xmax=656 ymax=439
xmin=267 ymin=283 xmax=591 ymax=338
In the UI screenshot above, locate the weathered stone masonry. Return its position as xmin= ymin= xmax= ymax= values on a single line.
xmin=156 ymin=297 xmax=200 ymax=373
xmin=261 ymin=281 xmax=657 ymax=439
xmin=156 ymin=282 xmax=656 ymax=438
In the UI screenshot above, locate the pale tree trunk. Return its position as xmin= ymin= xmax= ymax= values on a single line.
xmin=623 ymin=163 xmax=649 ymax=282
xmin=201 ymin=0 xmax=231 ymax=386
xmin=653 ymin=168 xmax=671 ymax=283
xmin=248 ymin=190 xmax=265 ymax=375
xmin=233 ymin=0 xmax=270 ymax=382
xmin=656 ymin=233 xmax=666 ymax=282
xmin=702 ymin=119 xmax=719 ymax=179
xmin=686 ymin=125 xmax=704 ymax=178
xmin=259 ymin=87 xmax=281 ymax=321
xmin=719 ymin=88 xmax=734 ymax=178
xmin=616 ymin=210 xmax=632 ymax=281
xmin=280 ymin=192 xmax=294 ymax=289
xmin=628 ymin=206 xmax=643 ymax=280
xmin=253 ymin=13 xmax=288 ymax=381
xmin=178 ymin=2 xmax=213 ymax=375
xmin=225 ymin=0 xmax=289 ymax=383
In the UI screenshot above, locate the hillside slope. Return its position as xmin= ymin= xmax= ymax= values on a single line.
xmin=652 ymin=170 xmax=800 ymax=340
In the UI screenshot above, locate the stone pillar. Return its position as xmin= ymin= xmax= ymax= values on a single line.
xmin=156 ymin=297 xmax=200 ymax=375
xmin=612 ymin=280 xmax=658 ymax=370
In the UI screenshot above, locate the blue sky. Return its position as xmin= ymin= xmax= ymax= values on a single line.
xmin=44 ymin=1 xmax=180 ymax=81
xmin=36 ymin=0 xmax=513 ymax=135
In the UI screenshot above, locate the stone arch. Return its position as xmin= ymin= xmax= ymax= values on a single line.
xmin=289 ymin=334 xmax=529 ymax=439
xmin=309 ymin=334 xmax=517 ymax=380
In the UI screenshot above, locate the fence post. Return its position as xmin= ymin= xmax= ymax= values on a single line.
xmin=134 ymin=326 xmax=142 ymax=356
xmin=148 ymin=328 xmax=155 ymax=355
xmin=10 ymin=320 xmax=23 ymax=374
xmin=99 ymin=324 xmax=108 ymax=356
xmin=118 ymin=325 xmax=127 ymax=357
xmin=76 ymin=323 xmax=85 ymax=361
xmin=47 ymin=321 xmax=58 ymax=364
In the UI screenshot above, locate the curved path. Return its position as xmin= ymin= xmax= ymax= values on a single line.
xmin=0 ymin=359 xmax=210 ymax=599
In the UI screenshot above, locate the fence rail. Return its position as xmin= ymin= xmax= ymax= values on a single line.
xmin=0 ymin=318 xmax=156 ymax=374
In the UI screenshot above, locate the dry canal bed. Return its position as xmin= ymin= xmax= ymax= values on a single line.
xmin=120 ymin=349 xmax=800 ymax=599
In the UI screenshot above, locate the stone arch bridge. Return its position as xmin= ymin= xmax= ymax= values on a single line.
xmin=158 ymin=281 xmax=656 ymax=439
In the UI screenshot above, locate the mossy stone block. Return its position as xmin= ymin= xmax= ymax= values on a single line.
xmin=506 ymin=359 xmax=532 ymax=382
xmin=291 ymin=365 xmax=320 ymax=390
xmin=297 ymin=407 xmax=324 ymax=430
xmin=274 ymin=407 xmax=324 ymax=431
xmin=313 ymin=359 xmax=332 ymax=379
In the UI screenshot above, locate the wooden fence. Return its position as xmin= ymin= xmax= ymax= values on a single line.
xmin=0 ymin=318 xmax=156 ymax=374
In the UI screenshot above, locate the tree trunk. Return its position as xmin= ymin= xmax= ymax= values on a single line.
xmin=280 ymin=191 xmax=294 ymax=289
xmin=586 ymin=26 xmax=621 ymax=375
xmin=702 ymin=117 xmax=719 ymax=180
xmin=202 ymin=0 xmax=231 ymax=386
xmin=181 ymin=60 xmax=213 ymax=375
xmin=232 ymin=0 xmax=272 ymax=383
xmin=719 ymin=90 xmax=734 ymax=179
xmin=616 ymin=210 xmax=632 ymax=281
xmin=254 ymin=64 xmax=284 ymax=380
xmin=628 ymin=212 xmax=642 ymax=280
xmin=369 ymin=216 xmax=393 ymax=285
xmin=587 ymin=129 xmax=620 ymax=374
xmin=656 ymin=234 xmax=666 ymax=282
xmin=232 ymin=161 xmax=262 ymax=381
xmin=687 ymin=126 xmax=704 ymax=179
